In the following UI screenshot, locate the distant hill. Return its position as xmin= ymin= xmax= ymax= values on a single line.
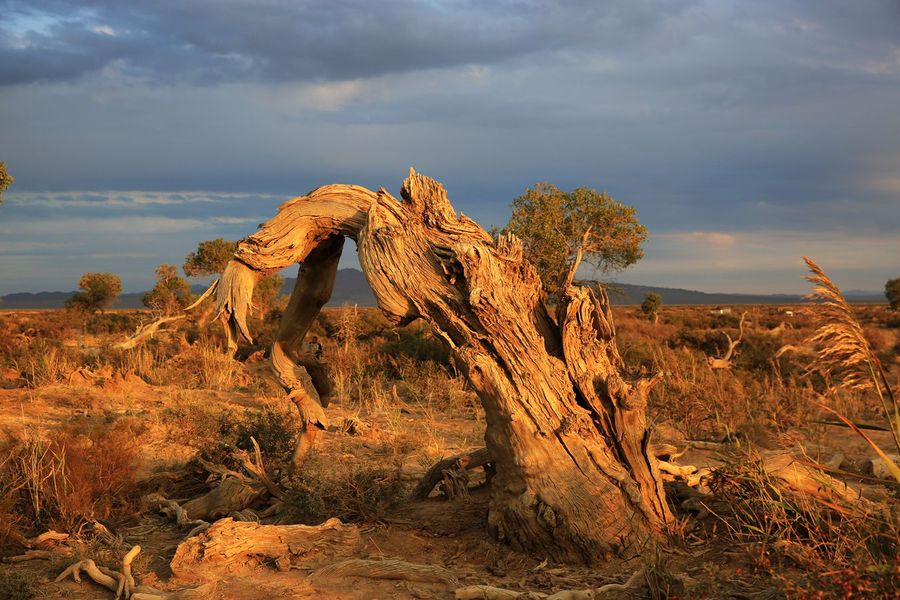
xmin=0 ymin=268 xmax=884 ymax=309
xmin=602 ymin=283 xmax=884 ymax=305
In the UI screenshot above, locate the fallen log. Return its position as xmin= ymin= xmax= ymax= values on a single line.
xmin=169 ymin=517 xmax=359 ymax=578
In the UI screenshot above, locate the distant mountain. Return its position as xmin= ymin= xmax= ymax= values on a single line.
xmin=0 ymin=269 xmax=885 ymax=309
xmin=603 ymin=283 xmax=885 ymax=305
xmin=602 ymin=283 xmax=804 ymax=306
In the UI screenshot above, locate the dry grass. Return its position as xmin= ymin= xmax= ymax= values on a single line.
xmin=804 ymin=256 xmax=900 ymax=478
xmin=709 ymin=449 xmax=899 ymax=596
xmin=0 ymin=300 xmax=897 ymax=596
xmin=0 ymin=421 xmax=140 ymax=548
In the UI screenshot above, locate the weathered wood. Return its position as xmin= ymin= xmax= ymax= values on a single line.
xmin=454 ymin=568 xmax=646 ymax=599
xmin=56 ymin=546 xmax=213 ymax=600
xmin=180 ymin=476 xmax=265 ymax=522
xmin=707 ymin=312 xmax=747 ymax=370
xmin=169 ymin=517 xmax=358 ymax=577
xmin=114 ymin=280 xmax=219 ymax=350
xmin=216 ymin=170 xmax=673 ymax=562
xmin=412 ymin=447 xmax=493 ymax=499
xmin=358 ymin=170 xmax=672 ymax=560
xmin=215 ymin=185 xmax=377 ymax=351
xmin=313 ymin=558 xmax=458 ymax=585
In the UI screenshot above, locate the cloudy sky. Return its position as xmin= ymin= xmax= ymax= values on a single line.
xmin=1 ymin=0 xmax=898 ymax=295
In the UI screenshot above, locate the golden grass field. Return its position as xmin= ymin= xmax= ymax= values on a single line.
xmin=0 ymin=302 xmax=898 ymax=598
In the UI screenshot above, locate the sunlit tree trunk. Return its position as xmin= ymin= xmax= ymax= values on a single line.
xmin=215 ymin=170 xmax=672 ymax=561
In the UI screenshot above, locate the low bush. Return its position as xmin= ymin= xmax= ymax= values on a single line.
xmin=284 ymin=462 xmax=406 ymax=524
xmin=0 ymin=421 xmax=140 ymax=544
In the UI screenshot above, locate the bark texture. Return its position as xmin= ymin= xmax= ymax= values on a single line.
xmin=215 ymin=169 xmax=672 ymax=562
xmin=170 ymin=517 xmax=358 ymax=577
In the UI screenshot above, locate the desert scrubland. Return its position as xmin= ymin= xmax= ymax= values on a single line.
xmin=0 ymin=298 xmax=897 ymax=599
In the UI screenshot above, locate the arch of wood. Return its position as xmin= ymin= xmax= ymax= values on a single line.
xmin=214 ymin=169 xmax=672 ymax=563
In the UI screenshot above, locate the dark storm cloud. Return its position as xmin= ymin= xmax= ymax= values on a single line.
xmin=3 ymin=0 xmax=898 ymax=88
xmin=1 ymin=0 xmax=694 ymax=86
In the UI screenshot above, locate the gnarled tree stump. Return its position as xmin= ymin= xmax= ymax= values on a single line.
xmin=215 ymin=170 xmax=672 ymax=562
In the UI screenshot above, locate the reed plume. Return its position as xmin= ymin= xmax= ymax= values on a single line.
xmin=803 ymin=256 xmax=900 ymax=479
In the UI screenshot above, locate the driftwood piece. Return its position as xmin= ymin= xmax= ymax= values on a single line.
xmin=762 ymin=452 xmax=865 ymax=507
xmin=180 ymin=474 xmax=266 ymax=521
xmin=215 ymin=169 xmax=672 ymax=561
xmin=3 ymin=549 xmax=54 ymax=562
xmin=707 ymin=312 xmax=747 ymax=370
xmin=56 ymin=559 xmax=120 ymax=594
xmin=313 ymin=558 xmax=458 ymax=585
xmin=114 ymin=281 xmax=219 ymax=350
xmin=169 ymin=517 xmax=359 ymax=578
xmin=27 ymin=529 xmax=69 ymax=547
xmin=236 ymin=437 xmax=286 ymax=501
xmin=412 ymin=447 xmax=493 ymax=499
xmin=144 ymin=494 xmax=208 ymax=530
xmin=657 ymin=461 xmax=697 ymax=478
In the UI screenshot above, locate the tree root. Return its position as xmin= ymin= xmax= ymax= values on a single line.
xmin=55 ymin=545 xmax=213 ymax=600
xmin=313 ymin=558 xmax=458 ymax=585
xmin=454 ymin=568 xmax=645 ymax=599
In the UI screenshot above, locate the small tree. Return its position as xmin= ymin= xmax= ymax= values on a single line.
xmin=66 ymin=272 xmax=122 ymax=313
xmin=886 ymin=278 xmax=900 ymax=311
xmin=143 ymin=264 xmax=193 ymax=316
xmin=183 ymin=238 xmax=237 ymax=277
xmin=502 ymin=183 xmax=647 ymax=295
xmin=641 ymin=292 xmax=662 ymax=323
xmin=0 ymin=162 xmax=14 ymax=205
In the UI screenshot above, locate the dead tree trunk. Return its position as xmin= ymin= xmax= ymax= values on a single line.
xmin=215 ymin=170 xmax=672 ymax=562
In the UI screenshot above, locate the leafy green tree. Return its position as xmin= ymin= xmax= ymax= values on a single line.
xmin=0 ymin=162 xmax=14 ymax=205
xmin=502 ymin=183 xmax=647 ymax=295
xmin=143 ymin=264 xmax=193 ymax=315
xmin=886 ymin=278 xmax=900 ymax=311
xmin=183 ymin=237 xmax=237 ymax=277
xmin=641 ymin=292 xmax=662 ymax=323
xmin=66 ymin=272 xmax=122 ymax=313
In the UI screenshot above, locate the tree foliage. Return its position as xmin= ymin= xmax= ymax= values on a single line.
xmin=65 ymin=272 xmax=122 ymax=313
xmin=502 ymin=183 xmax=647 ymax=294
xmin=0 ymin=161 xmax=14 ymax=205
xmin=641 ymin=292 xmax=662 ymax=322
xmin=183 ymin=238 xmax=237 ymax=277
xmin=143 ymin=264 xmax=193 ymax=315
xmin=184 ymin=237 xmax=284 ymax=317
xmin=886 ymin=278 xmax=900 ymax=311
